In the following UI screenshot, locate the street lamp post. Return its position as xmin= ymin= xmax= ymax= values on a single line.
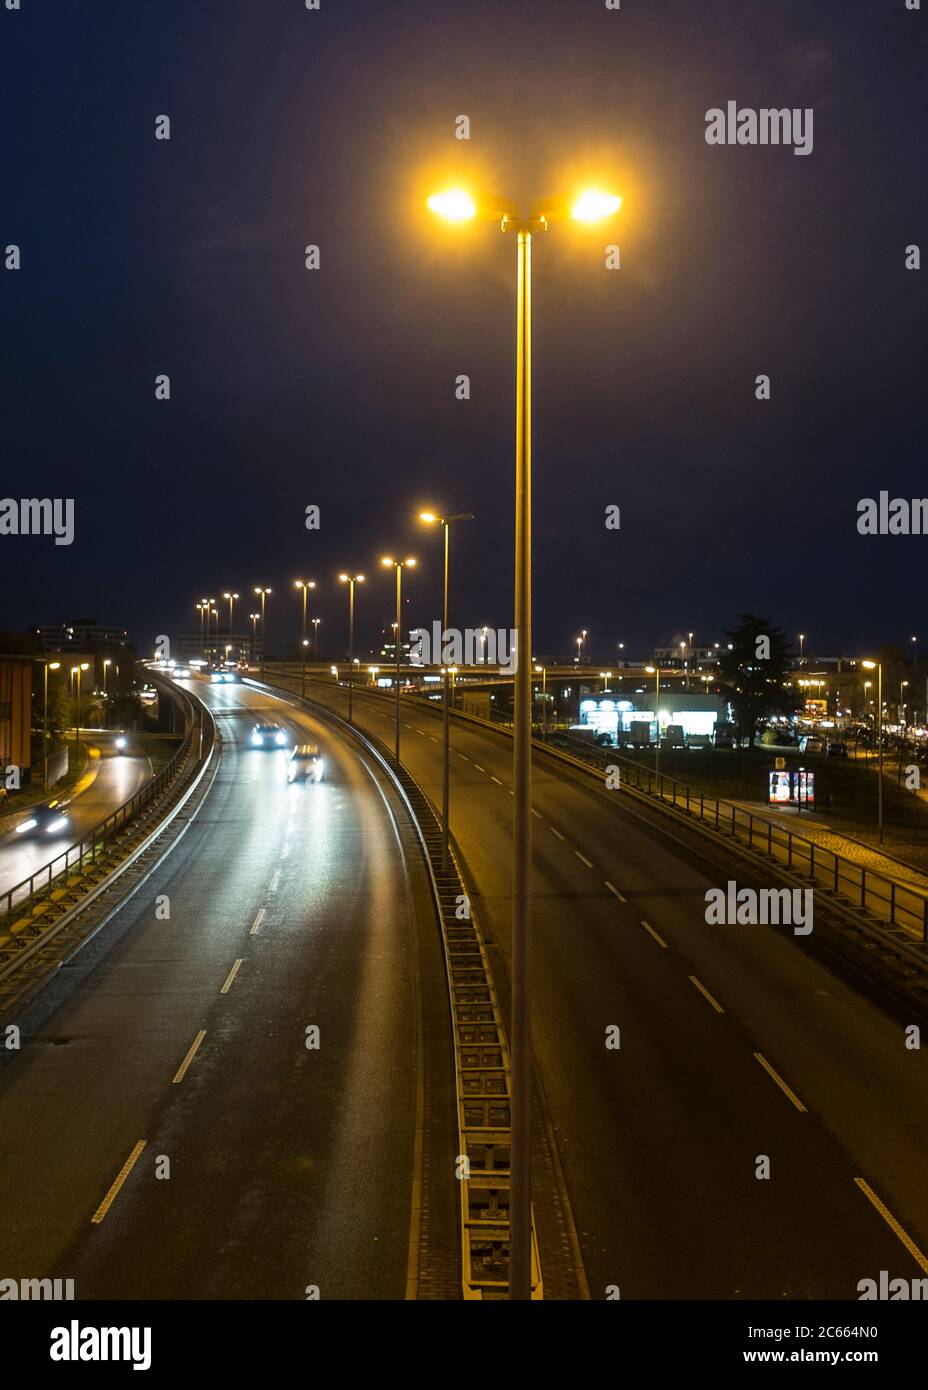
xmin=863 ymin=660 xmax=884 ymax=842
xmin=249 ymin=611 xmax=260 ymax=667
xmin=799 ymin=633 xmax=805 ymax=665
xmin=646 ymin=665 xmax=662 ymax=776
xmin=312 ymin=617 xmax=321 ymax=661
xmin=254 ymin=587 xmax=271 ymax=680
xmin=382 ymin=558 xmax=416 ymax=761
xmin=43 ymin=659 xmax=61 ymax=789
xmin=534 ymin=664 xmax=547 ymax=740
xmin=338 ymin=574 xmax=365 ymax=723
xmin=427 ymin=180 xmax=621 ymax=1300
xmin=420 ymin=510 xmax=474 ymax=870
xmin=71 ymin=662 xmax=89 ymax=761
xmin=223 ymin=591 xmax=239 ymax=644
xmin=294 ymin=580 xmax=316 ymax=698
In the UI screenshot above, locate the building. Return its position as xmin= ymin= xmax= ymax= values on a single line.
xmin=0 ymin=658 xmax=33 ymax=782
xmin=34 ymin=619 xmax=129 ymax=652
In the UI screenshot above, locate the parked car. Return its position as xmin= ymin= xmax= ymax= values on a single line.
xmin=826 ymin=742 xmax=848 ymax=758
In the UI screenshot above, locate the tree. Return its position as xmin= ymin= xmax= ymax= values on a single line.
xmin=717 ymin=614 xmax=798 ymax=747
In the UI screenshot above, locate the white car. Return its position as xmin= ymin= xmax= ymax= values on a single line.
xmin=251 ymin=722 xmax=287 ymax=748
xmin=288 ymin=743 xmax=324 ymax=783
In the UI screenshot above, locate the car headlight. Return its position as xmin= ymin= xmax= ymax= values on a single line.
xmin=16 ymin=818 xmax=37 ymax=834
xmin=252 ymin=732 xmax=263 ymax=745
xmin=275 ymin=732 xmax=286 ymax=745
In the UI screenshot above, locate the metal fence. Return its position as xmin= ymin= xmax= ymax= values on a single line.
xmin=533 ymin=734 xmax=928 ymax=942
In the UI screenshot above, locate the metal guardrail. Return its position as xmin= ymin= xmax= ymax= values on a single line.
xmin=257 ymin=675 xmax=542 ymax=1299
xmin=0 ymin=680 xmax=207 ymax=936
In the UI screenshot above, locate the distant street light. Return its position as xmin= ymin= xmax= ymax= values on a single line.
xmin=862 ymin=660 xmax=884 ymax=842
xmin=312 ymin=616 xmax=321 ymax=661
xmin=799 ymin=632 xmax=805 ymax=665
xmin=382 ymin=557 xmax=416 ymax=760
xmin=294 ymin=579 xmax=317 ymax=698
xmin=223 ymin=591 xmax=240 ymax=639
xmin=42 ymin=659 xmax=61 ymax=789
xmin=249 ymin=611 xmax=260 ymax=666
xmin=254 ymin=587 xmax=272 ymax=680
xmin=338 ymin=573 xmax=365 ymax=723
xmin=427 ymin=178 xmax=621 ymax=1301
xmin=420 ymin=509 xmax=474 ymax=869
xmin=71 ymin=662 xmax=89 ymax=760
xmin=646 ymin=665 xmax=662 ymax=776
xmin=534 ymin=664 xmax=548 ymax=740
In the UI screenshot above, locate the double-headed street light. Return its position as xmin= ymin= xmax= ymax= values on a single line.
xmin=294 ymin=580 xmax=317 ymax=698
xmin=249 ymin=611 xmax=260 ymax=667
xmin=223 ymin=591 xmax=239 ymax=640
xmin=338 ymin=573 xmax=365 ymax=723
xmin=862 ymin=659 xmax=884 ymax=842
xmin=71 ymin=662 xmax=89 ymax=759
xmin=420 ymin=509 xmax=474 ymax=870
xmin=42 ymin=659 xmax=61 ymax=789
xmin=254 ymin=587 xmax=271 ymax=680
xmin=428 ymin=180 xmax=621 ymax=1300
xmin=382 ymin=557 xmax=416 ymax=761
xmin=312 ymin=616 xmax=321 ymax=660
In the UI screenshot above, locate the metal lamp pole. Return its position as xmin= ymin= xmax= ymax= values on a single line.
xmin=254 ymin=588 xmax=271 ymax=680
xmin=421 ymin=511 xmax=474 ymax=869
xmin=382 ymin=558 xmax=416 ymax=761
xmin=339 ymin=574 xmax=364 ymax=723
xmin=426 ymin=182 xmax=621 ymax=1302
xmin=43 ymin=659 xmax=60 ymax=789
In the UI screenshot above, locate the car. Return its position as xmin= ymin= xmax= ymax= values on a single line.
xmin=826 ymin=742 xmax=848 ymax=758
xmin=251 ymin=722 xmax=288 ymax=748
xmin=288 ymin=743 xmax=325 ymax=783
xmin=209 ymin=666 xmax=240 ymax=684
xmin=114 ymin=734 xmax=128 ymax=754
xmin=15 ymin=798 xmax=71 ymax=836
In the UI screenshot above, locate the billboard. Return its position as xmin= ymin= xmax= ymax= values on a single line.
xmin=768 ymin=768 xmax=815 ymax=808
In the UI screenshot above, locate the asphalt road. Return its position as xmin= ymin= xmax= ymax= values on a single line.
xmin=0 ymin=681 xmax=424 ymax=1299
xmin=283 ymin=672 xmax=928 ymax=1301
xmin=0 ymin=739 xmax=152 ymax=901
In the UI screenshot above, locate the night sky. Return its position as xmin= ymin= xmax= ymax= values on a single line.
xmin=2 ymin=0 xmax=925 ymax=662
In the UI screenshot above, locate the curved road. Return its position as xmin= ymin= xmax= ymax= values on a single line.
xmin=0 ymin=681 xmax=431 ymax=1299
xmin=282 ymin=671 xmax=928 ymax=1301
xmin=0 ymin=740 xmax=152 ymax=901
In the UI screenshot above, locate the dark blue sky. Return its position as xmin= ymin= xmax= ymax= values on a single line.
xmin=2 ymin=0 xmax=925 ymax=662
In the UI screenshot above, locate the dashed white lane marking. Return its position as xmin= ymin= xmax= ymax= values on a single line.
xmin=688 ymin=974 xmax=724 ymax=1014
xmin=604 ymin=881 xmax=626 ymax=902
xmin=641 ymin=920 xmax=668 ymax=949
xmin=549 ymin=826 xmax=565 ymax=841
xmin=474 ymin=764 xmax=486 ymax=773
xmin=250 ymin=907 xmax=266 ymax=935
xmin=854 ymin=1178 xmax=928 ymax=1274
xmin=753 ymin=1052 xmax=807 ymax=1113
xmin=403 ymin=723 xmax=414 ymax=729
xmin=429 ymin=735 xmax=439 ymax=743
xmin=458 ymin=753 xmax=470 ymax=761
xmin=531 ymin=808 xmax=542 ymax=819
xmin=220 ymin=959 xmax=244 ymax=995
xmin=574 ymin=851 xmax=594 ymax=868
xmin=172 ymin=1030 xmax=207 ymax=1085
xmin=91 ymin=1140 xmax=147 ymax=1225
xmin=490 ymin=775 xmax=503 ymax=785
xmin=269 ymin=869 xmax=281 ymax=894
